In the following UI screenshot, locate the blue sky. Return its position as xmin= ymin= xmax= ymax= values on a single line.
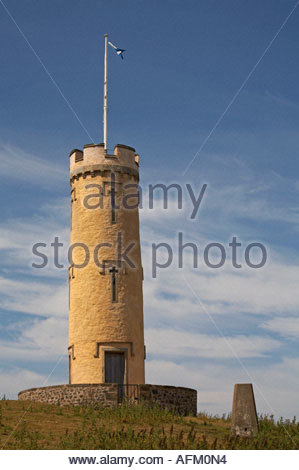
xmin=0 ymin=0 xmax=299 ymax=420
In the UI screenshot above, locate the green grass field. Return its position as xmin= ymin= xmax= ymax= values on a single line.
xmin=0 ymin=399 xmax=298 ymax=449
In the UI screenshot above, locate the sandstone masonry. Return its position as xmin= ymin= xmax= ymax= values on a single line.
xmin=69 ymin=143 xmax=145 ymax=385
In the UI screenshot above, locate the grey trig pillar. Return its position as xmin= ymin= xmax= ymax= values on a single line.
xmin=231 ymin=383 xmax=258 ymax=437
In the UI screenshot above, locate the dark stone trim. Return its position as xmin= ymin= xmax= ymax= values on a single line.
xmin=94 ymin=341 xmax=134 ymax=358
xmin=142 ymin=384 xmax=197 ymax=393
xmin=68 ymin=344 xmax=76 ymax=360
xmin=83 ymin=143 xmax=104 ymax=149
xmin=70 ymin=144 xmax=136 ymax=157
xmin=18 ymin=383 xmax=113 ymax=395
xmin=69 ymin=149 xmax=83 ymax=158
xmin=70 ymin=164 xmax=139 ymax=182
xmin=115 ymin=144 xmax=136 ymax=152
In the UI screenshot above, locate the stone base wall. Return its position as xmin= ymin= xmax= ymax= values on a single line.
xmin=18 ymin=384 xmax=118 ymax=408
xmin=18 ymin=384 xmax=197 ymax=416
xmin=139 ymin=385 xmax=197 ymax=416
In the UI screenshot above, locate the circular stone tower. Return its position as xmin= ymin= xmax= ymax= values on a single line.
xmin=18 ymin=141 xmax=197 ymax=416
xmin=68 ymin=143 xmax=145 ymax=385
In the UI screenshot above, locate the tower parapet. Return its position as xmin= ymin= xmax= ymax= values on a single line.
xmin=69 ymin=144 xmax=139 ymax=178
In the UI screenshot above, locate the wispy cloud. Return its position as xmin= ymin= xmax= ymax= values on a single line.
xmin=0 ymin=317 xmax=67 ymax=362
xmin=0 ymin=368 xmax=47 ymax=399
xmin=146 ymin=328 xmax=281 ymax=359
xmin=146 ymin=356 xmax=299 ymax=419
xmin=0 ymin=277 xmax=68 ymax=317
xmin=0 ymin=144 xmax=67 ymax=188
xmin=261 ymin=316 xmax=299 ymax=339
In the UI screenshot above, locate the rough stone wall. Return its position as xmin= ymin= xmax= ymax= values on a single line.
xmin=18 ymin=384 xmax=118 ymax=407
xmin=140 ymin=385 xmax=197 ymax=416
xmin=18 ymin=384 xmax=197 ymax=416
xmin=69 ymin=143 xmax=145 ymax=385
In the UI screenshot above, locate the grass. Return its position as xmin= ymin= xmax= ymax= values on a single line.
xmin=0 ymin=399 xmax=298 ymax=449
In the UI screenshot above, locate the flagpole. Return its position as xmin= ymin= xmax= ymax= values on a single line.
xmin=103 ymin=34 xmax=108 ymax=152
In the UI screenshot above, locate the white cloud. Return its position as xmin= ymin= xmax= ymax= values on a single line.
xmin=145 ymin=328 xmax=281 ymax=359
xmin=0 ymin=198 xmax=69 ymax=275
xmin=0 ymin=277 xmax=68 ymax=317
xmin=0 ymin=319 xmax=67 ymax=368
xmin=0 ymin=368 xmax=47 ymax=399
xmin=0 ymin=144 xmax=67 ymax=188
xmin=146 ymin=357 xmax=299 ymax=419
xmin=142 ymin=257 xmax=299 ymax=325
xmin=261 ymin=316 xmax=299 ymax=339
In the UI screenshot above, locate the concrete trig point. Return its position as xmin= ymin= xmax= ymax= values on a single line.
xmin=231 ymin=383 xmax=258 ymax=437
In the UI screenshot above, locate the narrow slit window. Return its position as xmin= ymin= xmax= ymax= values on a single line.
xmin=109 ymin=266 xmax=118 ymax=302
xmin=110 ymin=187 xmax=116 ymax=223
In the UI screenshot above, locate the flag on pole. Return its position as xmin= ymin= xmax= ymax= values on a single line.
xmin=103 ymin=35 xmax=125 ymax=151
xmin=108 ymin=41 xmax=125 ymax=59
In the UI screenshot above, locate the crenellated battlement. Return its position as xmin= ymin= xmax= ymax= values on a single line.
xmin=69 ymin=143 xmax=139 ymax=175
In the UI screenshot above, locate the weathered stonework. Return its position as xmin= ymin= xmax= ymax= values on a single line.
xmin=139 ymin=385 xmax=197 ymax=416
xmin=18 ymin=384 xmax=118 ymax=407
xmin=18 ymin=384 xmax=197 ymax=416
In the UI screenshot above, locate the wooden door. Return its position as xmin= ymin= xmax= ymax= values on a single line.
xmin=105 ymin=352 xmax=125 ymax=384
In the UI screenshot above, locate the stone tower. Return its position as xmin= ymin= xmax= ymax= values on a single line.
xmin=68 ymin=143 xmax=145 ymax=385
xmin=18 ymin=141 xmax=196 ymax=415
